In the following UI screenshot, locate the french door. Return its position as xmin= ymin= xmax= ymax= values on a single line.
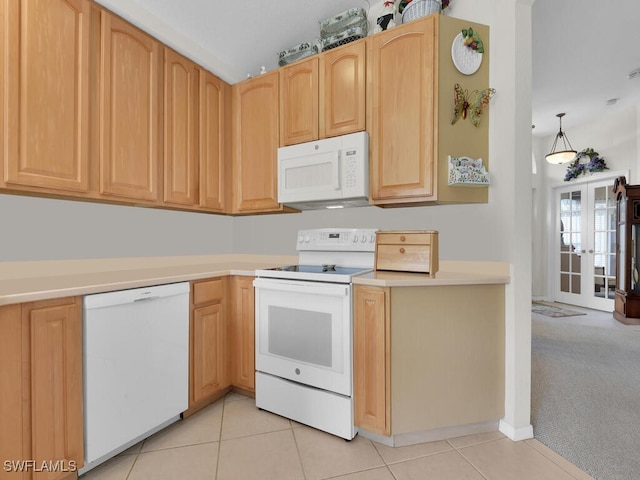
xmin=554 ymin=178 xmax=616 ymax=311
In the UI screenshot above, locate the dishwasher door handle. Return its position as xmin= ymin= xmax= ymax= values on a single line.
xmin=133 ymin=296 xmax=160 ymax=302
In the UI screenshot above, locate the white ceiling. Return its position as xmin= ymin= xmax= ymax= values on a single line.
xmin=96 ymin=0 xmax=640 ymax=138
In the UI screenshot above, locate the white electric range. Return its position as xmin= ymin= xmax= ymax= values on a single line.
xmin=253 ymin=228 xmax=377 ymax=440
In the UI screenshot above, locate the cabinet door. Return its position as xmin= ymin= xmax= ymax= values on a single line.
xmin=192 ymin=303 xmax=226 ymax=403
xmin=190 ymin=277 xmax=231 ymax=407
xmin=230 ymin=276 xmax=255 ymax=392
xmin=231 ymin=71 xmax=281 ymax=213
xmin=199 ymin=70 xmax=228 ymax=211
xmin=24 ymin=297 xmax=83 ymax=478
xmin=368 ymin=16 xmax=436 ymax=204
xmin=164 ymin=49 xmax=198 ymax=206
xmin=1 ymin=0 xmax=90 ymax=193
xmin=320 ymin=41 xmax=366 ymax=138
xmin=280 ymin=58 xmax=318 ymax=146
xmin=99 ymin=11 xmax=160 ymax=202
xmin=0 ymin=304 xmax=26 ymax=480
xmin=353 ymin=286 xmax=390 ymax=436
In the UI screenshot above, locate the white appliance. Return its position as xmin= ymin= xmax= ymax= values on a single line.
xmin=277 ymin=131 xmax=369 ymax=210
xmin=80 ymin=282 xmax=190 ymax=474
xmin=254 ymin=228 xmax=377 ymax=440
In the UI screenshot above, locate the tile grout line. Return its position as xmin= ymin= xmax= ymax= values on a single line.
xmin=289 ymin=422 xmax=309 ymax=480
xmin=446 ymin=439 xmax=491 ymax=480
xmin=214 ymin=394 xmax=230 ymax=480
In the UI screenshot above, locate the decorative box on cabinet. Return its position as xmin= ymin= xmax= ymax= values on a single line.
xmin=375 ymin=230 xmax=439 ymax=276
xmin=613 ymin=177 xmax=640 ymax=324
xmin=368 ymin=14 xmax=490 ymax=206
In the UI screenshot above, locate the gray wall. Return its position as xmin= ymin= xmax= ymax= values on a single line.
xmin=0 ymin=194 xmax=234 ymax=261
xmin=232 ymin=203 xmax=505 ymax=261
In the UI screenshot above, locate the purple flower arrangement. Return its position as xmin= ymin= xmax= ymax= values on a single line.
xmin=564 ymin=148 xmax=609 ymax=181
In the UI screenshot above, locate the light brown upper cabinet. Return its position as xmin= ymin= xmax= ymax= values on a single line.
xmin=198 ymin=70 xmax=229 ymax=212
xmin=279 ymin=40 xmax=366 ymax=146
xmin=368 ymin=16 xmax=437 ymax=205
xmin=1 ymin=0 xmax=90 ymax=193
xmin=98 ymin=9 xmax=161 ymax=203
xmin=369 ymin=14 xmax=490 ymax=206
xmin=231 ymin=71 xmax=283 ymax=214
xmin=320 ymin=41 xmax=366 ymax=139
xmin=163 ymin=49 xmax=199 ymax=206
xmin=279 ymin=58 xmax=319 ymax=146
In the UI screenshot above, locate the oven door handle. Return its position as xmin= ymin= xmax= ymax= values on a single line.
xmin=254 ymin=278 xmax=350 ymax=296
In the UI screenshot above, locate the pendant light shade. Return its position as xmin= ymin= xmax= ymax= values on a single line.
xmin=545 ymin=113 xmax=577 ymax=164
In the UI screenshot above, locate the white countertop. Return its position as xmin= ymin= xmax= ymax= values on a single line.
xmin=0 ymin=256 xmax=510 ymax=306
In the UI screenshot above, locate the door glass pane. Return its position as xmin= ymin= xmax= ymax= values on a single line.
xmin=559 ymin=190 xmax=582 ymax=294
xmin=593 ymin=186 xmax=616 ymax=299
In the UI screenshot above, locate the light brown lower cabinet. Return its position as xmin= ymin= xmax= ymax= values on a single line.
xmin=0 ymin=297 xmax=83 ymax=480
xmin=187 ymin=277 xmax=231 ymax=415
xmin=229 ymin=276 xmax=255 ymax=393
xmin=353 ymin=285 xmax=391 ymax=436
xmin=354 ymin=283 xmax=505 ymax=442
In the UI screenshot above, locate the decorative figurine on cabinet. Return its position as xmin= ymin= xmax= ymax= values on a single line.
xmin=374 ymin=1 xmax=396 ymax=33
xmin=613 ymin=176 xmax=640 ymax=324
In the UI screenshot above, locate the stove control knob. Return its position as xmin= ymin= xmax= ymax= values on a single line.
xmin=297 ymin=235 xmax=304 ymax=244
xmin=361 ymin=234 xmax=367 ymax=243
xmin=369 ymin=234 xmax=376 ymax=243
xmin=305 ymin=235 xmax=311 ymax=243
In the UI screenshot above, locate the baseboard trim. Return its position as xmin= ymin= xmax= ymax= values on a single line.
xmin=499 ymin=419 xmax=534 ymax=441
xmin=358 ymin=420 xmax=500 ymax=447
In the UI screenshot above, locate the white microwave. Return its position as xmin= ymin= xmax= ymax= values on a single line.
xmin=277 ymin=131 xmax=369 ymax=210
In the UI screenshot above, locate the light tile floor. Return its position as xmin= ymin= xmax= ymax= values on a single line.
xmin=80 ymin=392 xmax=595 ymax=480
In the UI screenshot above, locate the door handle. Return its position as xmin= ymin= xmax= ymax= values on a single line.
xmin=588 ymin=249 xmax=594 ymax=253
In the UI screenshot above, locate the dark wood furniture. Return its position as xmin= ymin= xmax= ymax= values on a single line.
xmin=613 ymin=177 xmax=640 ymax=324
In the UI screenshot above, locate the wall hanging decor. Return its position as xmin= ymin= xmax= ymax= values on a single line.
xmin=448 ymin=156 xmax=490 ymax=186
xmin=451 ymin=83 xmax=495 ymax=127
xmin=451 ymin=27 xmax=484 ymax=75
xmin=564 ymin=148 xmax=609 ymax=182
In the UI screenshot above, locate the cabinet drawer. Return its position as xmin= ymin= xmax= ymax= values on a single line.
xmin=376 ymin=245 xmax=431 ymax=273
xmin=193 ymin=278 xmax=224 ymax=305
xmin=376 ymin=232 xmax=433 ymax=246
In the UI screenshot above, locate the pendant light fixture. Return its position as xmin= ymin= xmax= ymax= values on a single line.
xmin=545 ymin=113 xmax=577 ymax=164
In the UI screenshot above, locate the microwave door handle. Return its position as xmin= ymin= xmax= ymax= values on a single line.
xmin=332 ymin=151 xmax=340 ymax=190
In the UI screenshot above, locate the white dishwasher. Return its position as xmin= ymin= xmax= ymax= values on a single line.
xmin=80 ymin=282 xmax=190 ymax=474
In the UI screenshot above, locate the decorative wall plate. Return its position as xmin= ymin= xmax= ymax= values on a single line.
xmin=451 ymin=32 xmax=482 ymax=75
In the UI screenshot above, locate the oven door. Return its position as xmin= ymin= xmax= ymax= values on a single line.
xmin=254 ymin=277 xmax=352 ymax=396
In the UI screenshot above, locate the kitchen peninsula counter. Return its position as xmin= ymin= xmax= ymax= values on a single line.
xmin=352 ymin=260 xmax=509 ymax=446
xmin=0 ymin=254 xmax=297 ymax=306
xmin=353 ymin=260 xmax=510 ymax=287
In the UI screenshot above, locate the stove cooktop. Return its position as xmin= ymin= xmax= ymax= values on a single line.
xmin=256 ymin=264 xmax=372 ymax=283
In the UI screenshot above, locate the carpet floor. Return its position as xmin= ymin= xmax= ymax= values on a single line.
xmin=531 ymin=306 xmax=640 ymax=480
